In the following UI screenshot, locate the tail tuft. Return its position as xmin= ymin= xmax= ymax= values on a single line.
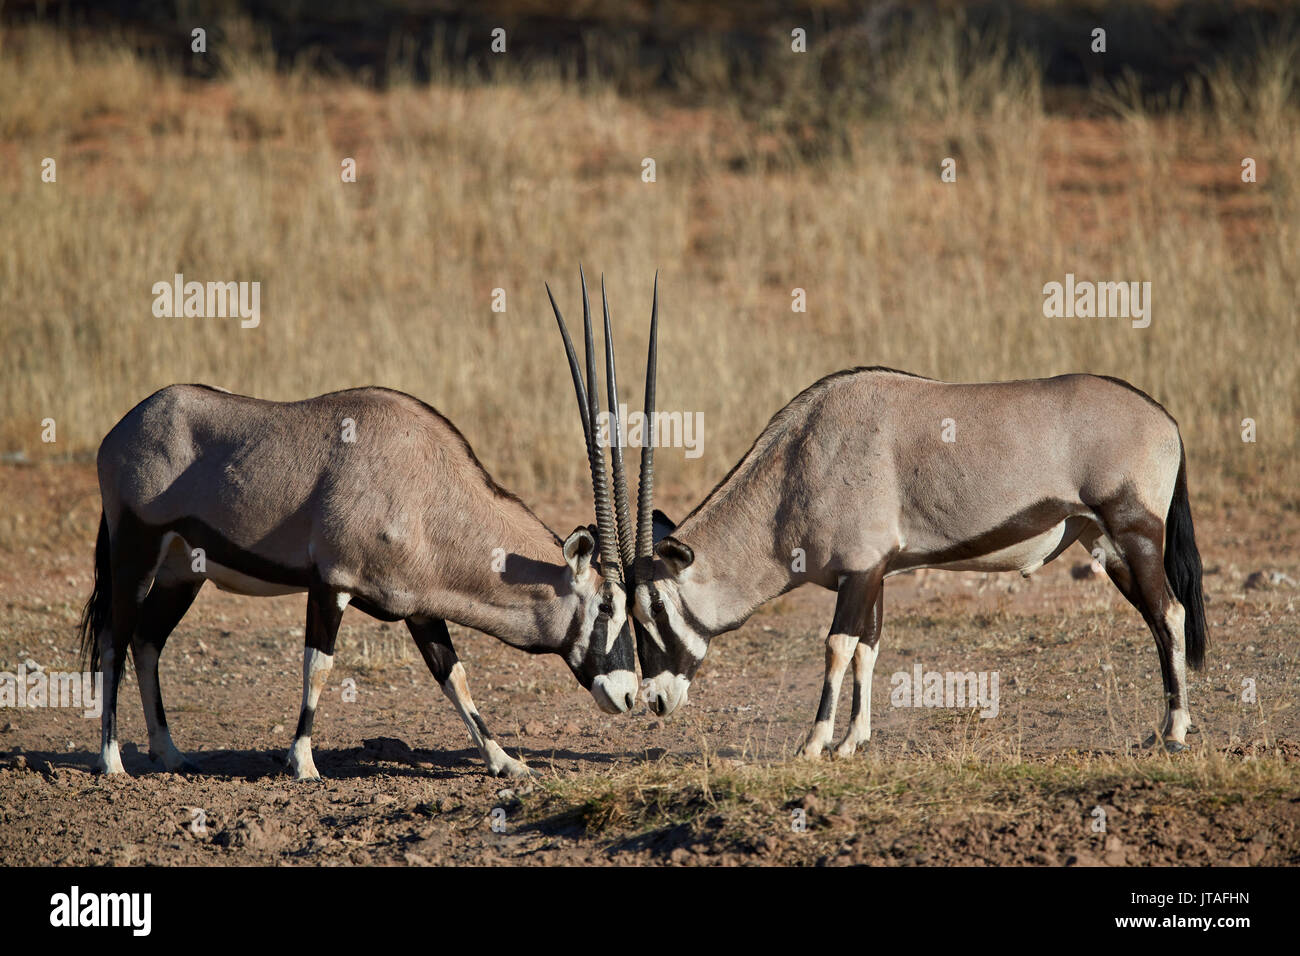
xmin=1165 ymin=444 xmax=1208 ymax=669
xmin=78 ymin=513 xmax=112 ymax=675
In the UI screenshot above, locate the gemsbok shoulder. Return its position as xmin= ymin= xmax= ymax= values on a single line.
xmin=605 ymin=315 xmax=1206 ymax=755
xmin=79 ymin=367 xmax=638 ymax=780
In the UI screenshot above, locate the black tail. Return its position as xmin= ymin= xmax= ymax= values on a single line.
xmin=1165 ymin=443 xmax=1207 ymax=670
xmin=78 ymin=512 xmax=112 ymax=675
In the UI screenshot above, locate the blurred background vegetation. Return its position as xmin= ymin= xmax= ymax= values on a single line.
xmin=1 ymin=0 xmax=1296 ymax=520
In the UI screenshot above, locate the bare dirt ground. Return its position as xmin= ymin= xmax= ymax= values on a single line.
xmin=0 ymin=464 xmax=1296 ymax=866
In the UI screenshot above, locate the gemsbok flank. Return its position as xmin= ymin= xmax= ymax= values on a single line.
xmin=78 ymin=357 xmax=639 ymax=780
xmin=617 ymin=348 xmax=1207 ymax=756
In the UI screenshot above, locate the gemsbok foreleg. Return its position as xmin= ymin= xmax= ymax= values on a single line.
xmin=130 ymin=569 xmax=202 ymax=772
xmin=406 ymin=616 xmax=531 ymax=778
xmin=287 ymin=585 xmax=348 ymax=781
xmin=1082 ymin=519 xmax=1191 ymax=752
xmin=835 ymin=583 xmax=884 ymax=757
xmin=797 ymin=567 xmax=883 ymax=759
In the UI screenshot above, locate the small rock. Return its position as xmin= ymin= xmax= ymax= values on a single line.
xmin=2 ymin=722 xmax=16 ymax=733
xmin=522 ymin=721 xmax=547 ymax=737
xmin=271 ymin=724 xmax=285 ymax=736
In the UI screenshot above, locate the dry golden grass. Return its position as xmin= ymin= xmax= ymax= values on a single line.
xmin=529 ymin=743 xmax=1300 ymax=846
xmin=1 ymin=21 xmax=1296 ymax=519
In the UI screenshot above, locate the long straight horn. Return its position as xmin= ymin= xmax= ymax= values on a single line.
xmin=635 ymin=272 xmax=659 ymax=565
xmin=546 ymin=282 xmax=592 ymax=446
xmin=602 ymin=275 xmax=635 ymax=575
xmin=580 ymin=268 xmax=622 ymax=585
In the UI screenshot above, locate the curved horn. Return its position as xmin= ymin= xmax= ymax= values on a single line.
xmin=602 ymin=275 xmax=635 ymax=576
xmin=635 ymin=272 xmax=659 ymax=565
xmin=581 ymin=268 xmax=622 ymax=585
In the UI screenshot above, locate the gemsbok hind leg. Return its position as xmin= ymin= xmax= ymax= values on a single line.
xmin=835 ymin=583 xmax=884 ymax=757
xmin=1082 ymin=519 xmax=1191 ymax=752
xmin=287 ymin=585 xmax=348 ymax=781
xmin=131 ymin=568 xmax=203 ymax=772
xmin=406 ymin=616 xmax=531 ymax=778
xmin=798 ymin=567 xmax=882 ymax=760
xmin=98 ymin=527 xmax=163 ymax=774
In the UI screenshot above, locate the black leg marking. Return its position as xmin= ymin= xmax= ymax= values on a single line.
xmin=131 ymin=577 xmax=202 ymax=769
xmin=800 ymin=565 xmax=885 ymax=759
xmin=287 ymin=584 xmax=346 ymax=780
xmin=845 ymin=585 xmax=884 ymax=730
xmin=99 ymin=524 xmax=163 ymax=773
xmin=1093 ymin=507 xmax=1191 ymax=751
xmin=406 ymin=617 xmax=528 ymax=777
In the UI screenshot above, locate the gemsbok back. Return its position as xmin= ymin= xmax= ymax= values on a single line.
xmin=599 ymin=309 xmax=1207 ymax=756
xmin=78 ymin=370 xmax=638 ymax=780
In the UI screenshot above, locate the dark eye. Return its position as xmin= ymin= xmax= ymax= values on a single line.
xmin=651 ymin=599 xmax=665 ymax=618
xmin=599 ymin=601 xmax=613 ymax=618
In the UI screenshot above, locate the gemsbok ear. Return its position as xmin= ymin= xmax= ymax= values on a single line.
xmin=563 ymin=526 xmax=598 ymax=579
xmin=651 ymin=508 xmax=677 ymax=543
xmin=656 ymin=536 xmax=695 ymax=576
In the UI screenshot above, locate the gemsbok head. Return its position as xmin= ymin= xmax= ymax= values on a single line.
xmin=615 ymin=292 xmax=1206 ymax=756
xmin=78 ymin=297 xmax=641 ymax=780
xmin=546 ymin=271 xmax=678 ymax=717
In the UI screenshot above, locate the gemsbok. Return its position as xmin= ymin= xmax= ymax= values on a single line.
xmin=78 ymin=352 xmax=639 ymax=780
xmin=591 ymin=298 xmax=1207 ymax=756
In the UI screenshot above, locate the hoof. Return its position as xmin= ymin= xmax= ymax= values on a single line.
xmin=492 ymin=758 xmax=534 ymax=779
xmin=97 ymin=748 xmax=126 ymax=775
xmin=150 ymin=751 xmax=199 ymax=774
xmin=1164 ymin=739 xmax=1188 ymax=754
xmin=287 ymin=737 xmax=321 ymax=780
